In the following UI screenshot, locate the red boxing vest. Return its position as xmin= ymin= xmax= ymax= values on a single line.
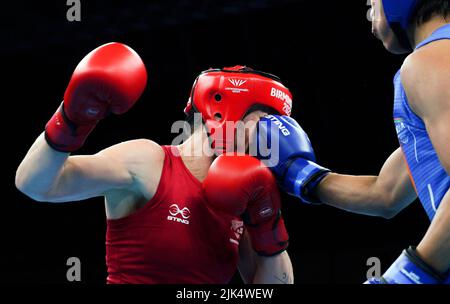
xmin=105 ymin=146 xmax=243 ymax=283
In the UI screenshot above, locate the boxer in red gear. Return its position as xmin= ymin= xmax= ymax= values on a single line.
xmin=15 ymin=43 xmax=293 ymax=284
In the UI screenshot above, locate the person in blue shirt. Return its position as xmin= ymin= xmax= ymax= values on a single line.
xmin=256 ymin=0 xmax=450 ymax=284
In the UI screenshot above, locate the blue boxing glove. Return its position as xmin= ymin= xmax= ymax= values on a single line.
xmin=255 ymin=114 xmax=330 ymax=204
xmin=365 ymin=246 xmax=449 ymax=284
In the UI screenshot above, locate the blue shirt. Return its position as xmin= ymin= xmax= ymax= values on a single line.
xmin=393 ymin=24 xmax=450 ymax=220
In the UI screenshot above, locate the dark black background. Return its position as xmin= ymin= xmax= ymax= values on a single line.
xmin=1 ymin=0 xmax=430 ymax=284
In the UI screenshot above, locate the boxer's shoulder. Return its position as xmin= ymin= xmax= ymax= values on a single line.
xmin=402 ymin=39 xmax=450 ymax=81
xmin=122 ymin=138 xmax=164 ymax=161
xmin=119 ymin=139 xmax=164 ymax=184
xmin=98 ymin=139 xmax=164 ymax=167
xmin=102 ymin=139 xmax=166 ymax=215
xmin=400 ymin=44 xmax=449 ymax=116
xmin=99 ymin=139 xmax=165 ymax=193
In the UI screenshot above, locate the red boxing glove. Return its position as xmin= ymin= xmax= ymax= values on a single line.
xmin=45 ymin=42 xmax=147 ymax=152
xmin=203 ymin=154 xmax=289 ymax=256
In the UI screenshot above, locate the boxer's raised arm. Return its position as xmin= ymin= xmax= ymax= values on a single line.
xmin=15 ymin=42 xmax=147 ymax=202
xmin=16 ymin=137 xmax=162 ymax=203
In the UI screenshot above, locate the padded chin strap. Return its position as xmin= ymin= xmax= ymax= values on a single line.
xmin=390 ymin=22 xmax=413 ymax=51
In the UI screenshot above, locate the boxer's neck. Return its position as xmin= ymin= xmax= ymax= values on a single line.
xmin=177 ymin=125 xmax=214 ymax=182
xmin=411 ymin=15 xmax=449 ymax=48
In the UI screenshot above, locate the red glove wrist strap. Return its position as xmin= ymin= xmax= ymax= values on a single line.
xmin=45 ymin=103 xmax=97 ymax=152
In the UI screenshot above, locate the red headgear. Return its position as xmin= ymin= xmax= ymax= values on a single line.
xmin=184 ymin=66 xmax=293 ymax=152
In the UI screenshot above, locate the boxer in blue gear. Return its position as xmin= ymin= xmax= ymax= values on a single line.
xmin=257 ymin=0 xmax=450 ymax=284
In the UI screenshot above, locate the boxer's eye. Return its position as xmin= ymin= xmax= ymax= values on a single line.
xmin=214 ymin=94 xmax=222 ymax=102
xmin=214 ymin=113 xmax=222 ymax=121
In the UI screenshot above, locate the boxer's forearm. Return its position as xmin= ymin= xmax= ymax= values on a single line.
xmin=252 ymin=251 xmax=293 ymax=284
xmin=238 ymin=231 xmax=257 ymax=284
xmin=316 ymin=173 xmax=414 ymax=218
xmin=315 ymin=173 xmax=392 ymax=216
xmin=15 ymin=132 xmax=69 ymax=200
xmin=417 ymin=189 xmax=450 ymax=274
xmin=315 ymin=148 xmax=416 ymax=218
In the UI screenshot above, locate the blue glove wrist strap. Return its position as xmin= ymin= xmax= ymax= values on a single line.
xmin=283 ymin=158 xmax=330 ymax=204
xmin=382 ymin=246 xmax=446 ymax=284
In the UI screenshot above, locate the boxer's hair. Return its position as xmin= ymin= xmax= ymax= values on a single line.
xmin=412 ymin=0 xmax=449 ymax=25
xmin=243 ymin=104 xmax=278 ymax=118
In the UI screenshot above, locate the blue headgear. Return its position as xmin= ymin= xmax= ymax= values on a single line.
xmin=382 ymin=0 xmax=419 ymax=49
xmin=383 ymin=0 xmax=419 ymax=30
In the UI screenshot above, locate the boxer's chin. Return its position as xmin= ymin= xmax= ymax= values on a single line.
xmin=383 ymin=35 xmax=411 ymax=55
xmin=372 ymin=26 xmax=381 ymax=41
xmin=375 ymin=23 xmax=411 ymax=54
